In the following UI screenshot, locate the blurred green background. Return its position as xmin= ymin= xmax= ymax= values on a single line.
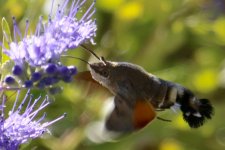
xmin=1 ymin=0 xmax=225 ymax=149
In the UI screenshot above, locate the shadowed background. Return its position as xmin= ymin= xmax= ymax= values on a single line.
xmin=1 ymin=0 xmax=225 ymax=149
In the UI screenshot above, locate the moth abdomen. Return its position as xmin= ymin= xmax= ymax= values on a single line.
xmin=176 ymin=88 xmax=214 ymax=128
xmin=151 ymin=79 xmax=214 ymax=128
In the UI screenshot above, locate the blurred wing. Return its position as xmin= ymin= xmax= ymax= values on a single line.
xmin=105 ymin=96 xmax=156 ymax=133
xmin=74 ymin=71 xmax=112 ymax=96
xmin=75 ymin=71 xmax=97 ymax=83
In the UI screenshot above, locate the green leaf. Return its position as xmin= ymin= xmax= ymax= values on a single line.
xmin=1 ymin=17 xmax=12 ymax=66
xmin=0 ymin=60 xmax=14 ymax=83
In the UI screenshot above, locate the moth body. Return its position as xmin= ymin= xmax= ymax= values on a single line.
xmin=89 ymin=60 xmax=214 ymax=132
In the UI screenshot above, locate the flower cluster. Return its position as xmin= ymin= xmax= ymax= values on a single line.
xmin=1 ymin=0 xmax=96 ymax=93
xmin=0 ymin=90 xmax=66 ymax=149
xmin=0 ymin=0 xmax=97 ymax=149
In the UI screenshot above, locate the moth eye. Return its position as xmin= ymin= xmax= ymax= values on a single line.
xmin=101 ymin=70 xmax=109 ymax=77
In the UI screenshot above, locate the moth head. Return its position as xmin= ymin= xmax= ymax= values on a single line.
xmin=89 ymin=58 xmax=118 ymax=89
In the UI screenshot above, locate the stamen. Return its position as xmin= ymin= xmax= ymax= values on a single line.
xmin=35 ymin=16 xmax=43 ymax=36
xmin=42 ymin=113 xmax=67 ymax=127
xmin=70 ymin=0 xmax=82 ymax=16
xmin=13 ymin=17 xmax=17 ymax=43
xmin=17 ymin=89 xmax=30 ymax=112
xmin=48 ymin=16 xmax=52 ymax=23
xmin=80 ymin=0 xmax=95 ymax=21
xmin=1 ymin=95 xmax=6 ymax=115
xmin=12 ymin=17 xmax=22 ymax=42
xmin=77 ymin=0 xmax=87 ymax=10
xmin=11 ymin=90 xmax=21 ymax=114
xmin=56 ymin=4 xmax=63 ymax=19
xmin=28 ymin=100 xmax=49 ymax=120
xmin=49 ymin=0 xmax=55 ymax=18
xmin=37 ymin=112 xmax=47 ymax=123
xmin=24 ymin=19 xmax=29 ymax=38
xmin=39 ymin=95 xmax=48 ymax=108
xmin=60 ymin=0 xmax=70 ymax=13
xmin=24 ymin=95 xmax=42 ymax=116
xmin=69 ymin=0 xmax=78 ymax=17
xmin=25 ymin=94 xmax=33 ymax=112
xmin=86 ymin=8 xmax=96 ymax=20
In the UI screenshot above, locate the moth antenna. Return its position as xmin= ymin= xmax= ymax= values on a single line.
xmin=100 ymin=56 xmax=107 ymax=65
xmin=80 ymin=44 xmax=101 ymax=60
xmin=61 ymin=55 xmax=91 ymax=65
xmin=100 ymin=56 xmax=107 ymax=63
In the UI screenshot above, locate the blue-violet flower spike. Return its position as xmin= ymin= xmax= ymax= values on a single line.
xmin=1 ymin=0 xmax=96 ymax=90
xmin=3 ymin=0 xmax=97 ymax=67
xmin=0 ymin=90 xmax=66 ymax=150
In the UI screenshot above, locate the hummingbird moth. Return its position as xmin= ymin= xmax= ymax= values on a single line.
xmin=73 ymin=45 xmax=214 ymax=133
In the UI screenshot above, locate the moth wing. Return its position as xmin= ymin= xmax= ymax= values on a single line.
xmin=75 ymin=71 xmax=97 ymax=83
xmin=74 ymin=71 xmax=112 ymax=96
xmin=105 ymin=96 xmax=156 ymax=133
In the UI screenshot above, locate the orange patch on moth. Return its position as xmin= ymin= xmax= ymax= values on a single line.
xmin=133 ymin=100 xmax=156 ymax=130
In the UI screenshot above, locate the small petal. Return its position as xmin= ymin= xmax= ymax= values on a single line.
xmin=23 ymin=80 xmax=33 ymax=88
xmin=4 ymin=75 xmax=16 ymax=85
xmin=46 ymin=64 xmax=57 ymax=74
xmin=31 ymin=72 xmax=42 ymax=82
xmin=12 ymin=65 xmax=23 ymax=76
xmin=68 ymin=66 xmax=77 ymax=75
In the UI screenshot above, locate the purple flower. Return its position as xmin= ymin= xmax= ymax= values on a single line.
xmin=3 ymin=0 xmax=96 ymax=67
xmin=1 ymin=0 xmax=96 ymax=90
xmin=0 ymin=90 xmax=66 ymax=149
